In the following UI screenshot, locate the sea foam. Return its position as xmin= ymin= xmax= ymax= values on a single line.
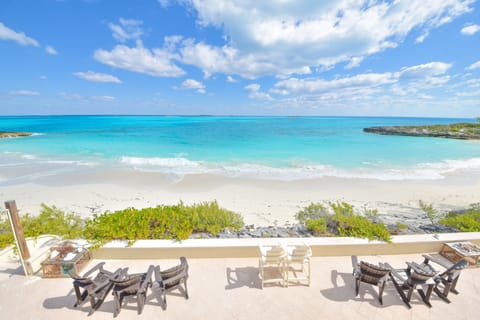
xmin=118 ymin=156 xmax=480 ymax=181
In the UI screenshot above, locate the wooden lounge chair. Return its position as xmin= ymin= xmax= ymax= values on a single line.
xmin=383 ymin=262 xmax=436 ymax=308
xmin=352 ymin=256 xmax=391 ymax=305
xmin=153 ymin=257 xmax=189 ymax=310
xmin=417 ymin=254 xmax=468 ymax=303
xmin=69 ymin=262 xmax=123 ymax=315
xmin=258 ymin=241 xmax=287 ymax=288
xmin=111 ymin=265 xmax=154 ymax=317
xmin=283 ymin=242 xmax=312 ymax=287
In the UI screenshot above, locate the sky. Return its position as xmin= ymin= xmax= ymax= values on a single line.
xmin=0 ymin=0 xmax=479 ymax=117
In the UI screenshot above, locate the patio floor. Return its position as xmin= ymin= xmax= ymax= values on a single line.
xmin=1 ymin=254 xmax=479 ymax=319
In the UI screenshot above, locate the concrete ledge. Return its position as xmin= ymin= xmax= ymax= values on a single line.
xmin=92 ymin=232 xmax=480 ymax=260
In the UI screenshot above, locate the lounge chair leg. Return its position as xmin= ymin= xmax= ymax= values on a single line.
xmin=434 ymin=287 xmax=451 ymax=303
xmin=378 ymin=281 xmax=386 ymax=305
xmin=417 ymin=286 xmax=433 ymax=308
xmin=390 ymin=276 xmax=412 ymax=309
xmin=184 ymin=280 xmax=189 ymax=299
xmin=137 ymin=293 xmax=145 ymax=315
xmin=450 ymin=277 xmax=460 ymax=294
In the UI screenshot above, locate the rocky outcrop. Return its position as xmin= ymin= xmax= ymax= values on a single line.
xmin=0 ymin=131 xmax=32 ymax=138
xmin=364 ymin=123 xmax=480 ymax=140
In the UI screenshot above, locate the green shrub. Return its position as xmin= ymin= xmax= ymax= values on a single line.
xmin=295 ymin=203 xmax=328 ymax=224
xmin=23 ymin=204 xmax=84 ymax=239
xmin=396 ymin=222 xmax=408 ymax=230
xmin=334 ymin=214 xmax=391 ymax=242
xmin=439 ymin=206 xmax=480 ymax=232
xmin=186 ymin=201 xmax=243 ymax=235
xmin=84 ymin=201 xmax=244 ymax=242
xmin=84 ymin=204 xmax=193 ymax=242
xmin=295 ymin=201 xmax=391 ymax=242
xmin=305 ymin=218 xmax=327 ymax=236
xmin=419 ymin=200 xmax=439 ymax=225
xmin=330 ymin=201 xmax=355 ymax=217
xmin=0 ymin=204 xmax=84 ymax=249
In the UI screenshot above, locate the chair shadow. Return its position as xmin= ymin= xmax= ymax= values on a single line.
xmin=42 ymin=288 xmax=116 ymax=315
xmin=225 ymin=266 xmax=262 ymax=290
xmin=0 ymin=265 xmax=24 ymax=276
xmin=320 ymin=270 xmax=407 ymax=308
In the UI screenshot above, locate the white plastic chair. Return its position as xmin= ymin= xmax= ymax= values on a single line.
xmin=282 ymin=241 xmax=312 ymax=287
xmin=258 ymin=241 xmax=287 ymax=288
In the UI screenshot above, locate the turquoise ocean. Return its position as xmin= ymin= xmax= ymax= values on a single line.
xmin=1 ymin=116 xmax=480 ymax=182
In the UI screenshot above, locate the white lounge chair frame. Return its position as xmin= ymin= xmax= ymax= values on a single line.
xmin=282 ymin=242 xmax=312 ymax=287
xmin=258 ymin=241 xmax=287 ymax=289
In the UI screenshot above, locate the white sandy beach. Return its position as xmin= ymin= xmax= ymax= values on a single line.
xmin=1 ymin=164 xmax=479 ymax=227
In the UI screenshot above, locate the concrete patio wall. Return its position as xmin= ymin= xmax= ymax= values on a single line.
xmin=92 ymin=232 xmax=480 ymax=260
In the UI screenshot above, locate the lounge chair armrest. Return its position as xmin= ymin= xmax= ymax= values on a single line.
xmin=351 ymin=256 xmax=359 ymax=271
xmin=422 ymin=254 xmax=454 ymax=269
xmin=138 ymin=265 xmax=155 ymax=292
xmin=88 ymin=279 xmax=112 ymax=294
xmin=81 ymin=262 xmax=106 ymax=278
xmin=382 ymin=263 xmax=405 ymax=281
xmin=159 ymin=271 xmax=187 ymax=286
xmin=409 ymin=261 xmax=436 ymax=274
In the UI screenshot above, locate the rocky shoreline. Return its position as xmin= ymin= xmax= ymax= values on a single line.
xmin=364 ymin=122 xmax=480 ymax=140
xmin=0 ymin=131 xmax=32 ymax=138
xmin=191 ymin=216 xmax=459 ymax=239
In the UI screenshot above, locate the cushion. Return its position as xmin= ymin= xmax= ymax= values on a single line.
xmin=410 ymin=269 xmax=435 ymax=282
xmin=360 ymin=261 xmax=390 ymax=278
xmin=113 ymin=275 xmax=142 ymax=287
xmin=160 ymin=264 xmax=184 ymax=280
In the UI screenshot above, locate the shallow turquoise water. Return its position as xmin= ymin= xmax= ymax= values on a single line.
xmin=1 ymin=116 xmax=479 ymax=180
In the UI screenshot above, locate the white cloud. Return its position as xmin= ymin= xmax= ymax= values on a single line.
xmin=461 ymin=24 xmax=480 ymax=35
xmin=59 ymin=92 xmax=116 ymax=102
xmin=465 ymin=78 xmax=480 ymax=87
xmin=158 ymin=0 xmax=171 ymax=8
xmin=397 ymin=62 xmax=452 ymax=79
xmin=9 ymin=90 xmax=40 ymax=96
xmin=466 ymin=60 xmax=480 ymax=70
xmin=180 ymin=40 xmax=311 ymax=79
xmin=40 ymin=75 xmax=47 ymax=80
xmin=415 ymin=32 xmax=429 ymax=43
xmin=59 ymin=92 xmax=87 ymax=101
xmin=345 ymin=57 xmax=363 ymax=69
xmin=226 ymin=76 xmax=237 ymax=83
xmin=0 ymin=22 xmax=39 ymax=46
xmin=178 ymin=0 xmax=472 ymax=78
xmin=180 ymin=79 xmax=206 ymax=94
xmin=245 ymin=83 xmax=272 ymax=100
xmin=74 ymin=71 xmax=122 ymax=83
xmin=457 ymin=90 xmax=480 ymax=97
xmin=273 ymin=73 xmax=395 ymax=95
xmin=45 ymin=45 xmax=58 ymax=55
xmin=269 ymin=61 xmax=453 ymax=106
xmin=93 ymin=95 xmax=116 ymax=101
xmin=109 ymin=18 xmax=143 ymax=42
xmin=94 ymin=41 xmax=185 ymax=77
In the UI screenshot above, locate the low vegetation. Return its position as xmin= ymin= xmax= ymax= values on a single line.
xmin=0 ymin=204 xmax=84 ymax=248
xmin=439 ymin=204 xmax=480 ymax=232
xmin=364 ymin=121 xmax=480 ymax=140
xmin=2 ymin=200 xmax=480 ymax=250
xmin=0 ymin=201 xmax=244 ymax=249
xmin=295 ymin=201 xmax=392 ymax=242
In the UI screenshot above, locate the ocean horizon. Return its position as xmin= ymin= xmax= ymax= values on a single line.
xmin=1 ymin=115 xmax=480 ymax=183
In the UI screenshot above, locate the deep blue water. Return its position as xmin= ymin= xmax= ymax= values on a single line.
xmin=1 ymin=116 xmax=479 ymax=180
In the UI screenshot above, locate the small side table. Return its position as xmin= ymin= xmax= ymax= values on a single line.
xmin=42 ymin=245 xmax=91 ymax=278
xmin=439 ymin=242 xmax=480 ymax=268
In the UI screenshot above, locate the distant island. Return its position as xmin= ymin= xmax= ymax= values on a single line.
xmin=0 ymin=131 xmax=33 ymax=138
xmin=364 ymin=120 xmax=480 ymax=140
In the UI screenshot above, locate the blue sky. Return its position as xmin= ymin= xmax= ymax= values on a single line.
xmin=0 ymin=0 xmax=479 ymax=117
